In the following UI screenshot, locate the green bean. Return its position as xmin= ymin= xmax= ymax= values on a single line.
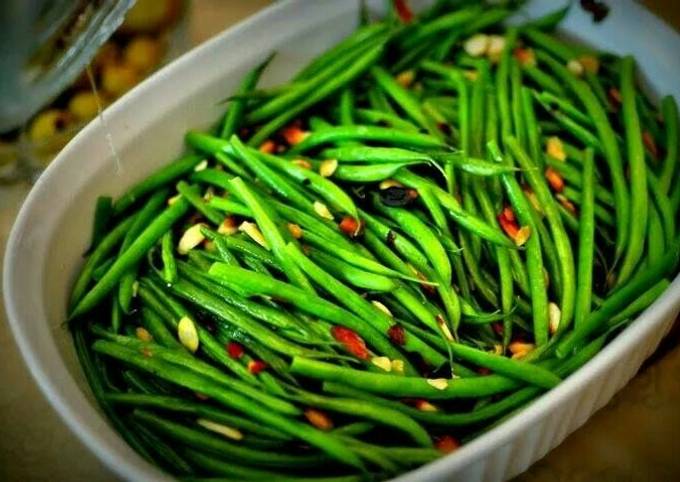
xmin=537 ymin=50 xmax=629 ymax=260
xmin=322 ymin=146 xmax=431 ymax=163
xmin=69 ymin=214 xmax=136 ymax=310
xmin=284 ymin=242 xmax=444 ymax=367
xmin=523 ymin=65 xmax=566 ymax=97
xmin=288 ymin=125 xmax=446 ymax=154
xmin=372 ymin=197 xmax=451 ymax=284
xmin=433 ymin=153 xmax=519 ymax=176
xmin=371 ymin=66 xmax=439 ymax=136
xmin=88 ymin=196 xmax=113 ymax=252
xmin=557 ymin=239 xmax=680 ymax=357
xmin=395 ymin=170 xmax=516 ymax=248
xmin=71 ymin=197 xmax=192 ymax=319
xmin=72 ymin=328 xmax=155 ymax=462
xmin=401 ymin=5 xmax=482 ymax=49
xmin=220 ymin=55 xmax=272 ymax=139
xmin=659 ymin=96 xmax=679 ymax=194
xmin=229 ymin=176 xmax=315 ymax=293
xmin=141 ymin=308 xmax=182 ymax=349
xmin=646 ymin=206 xmax=665 ymax=265
xmin=208 ymin=196 xmax=252 ymax=217
xmin=176 ymin=181 xmax=224 ymax=225
xmin=617 ymin=57 xmax=649 ymax=284
xmin=104 ymin=392 xmax=290 ymax=440
xmin=291 ymin=357 xmax=521 ymax=400
xmin=290 ymin=389 xmax=432 ymax=447
xmin=506 ymin=137 xmax=576 ymax=333
xmin=256 ymin=151 xmax=359 ymax=219
xmin=489 ymin=140 xmax=549 ymax=345
xmin=332 ymin=162 xmax=422 ymax=182
xmin=169 ymin=278 xmax=312 ymax=358
xmin=159 ymin=232 xmax=177 ymax=288
xmin=354 ymin=107 xmax=421 ymax=132
xmin=520 ymin=3 xmax=571 ymax=31
xmin=604 ymin=279 xmax=671 ymax=330
xmin=248 ymin=42 xmax=387 ymax=147
xmin=309 ymin=249 xmax=395 ymax=292
xmin=113 ymin=154 xmax=203 ymax=214
xmin=521 ymin=86 xmax=542 ymax=168
xmin=208 ymin=263 xmax=412 ymax=364
xmin=510 ymin=59 xmax=526 ymax=150
xmin=574 ymin=149 xmax=595 ymax=328
xmin=93 ymin=341 xmax=364 ymax=469
xmin=134 ymin=410 xmax=325 ymax=467
xmin=535 ymin=90 xmax=593 ymax=127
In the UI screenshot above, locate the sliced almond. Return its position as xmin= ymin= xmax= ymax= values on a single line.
xmin=238 ymin=221 xmax=268 ymax=249
xmin=319 ymin=159 xmax=338 ymax=178
xmin=371 ymin=356 xmax=392 ymax=372
xmin=464 ymin=33 xmax=489 ymax=57
xmin=371 ymin=300 xmax=392 ymax=317
xmin=427 ymin=378 xmax=449 ymax=391
xmin=178 ymin=316 xmax=199 ymax=353
xmin=546 ymin=136 xmax=566 ymax=161
xmin=313 ymin=201 xmax=334 ymax=221
xmin=549 ymin=302 xmax=561 ymax=335
xmin=197 ymin=418 xmax=243 ymax=441
xmin=178 ymin=223 xmax=206 ymax=255
xmin=135 ymin=327 xmax=153 ymax=342
xmin=193 ymin=159 xmax=209 ymax=172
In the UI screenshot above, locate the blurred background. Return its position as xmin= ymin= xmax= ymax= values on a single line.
xmin=1 ymin=1 xmax=679 ymax=481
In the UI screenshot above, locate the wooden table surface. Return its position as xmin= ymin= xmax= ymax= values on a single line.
xmin=1 ymin=1 xmax=679 ymax=481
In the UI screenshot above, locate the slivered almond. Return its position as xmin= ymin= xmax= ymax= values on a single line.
xmin=487 ymin=35 xmax=506 ymax=62
xmin=379 ymin=179 xmax=402 ymax=190
xmin=135 ymin=327 xmax=153 ymax=342
xmin=304 ymin=408 xmax=333 ymax=431
xmin=567 ymin=59 xmax=584 ymax=76
xmin=292 ymin=159 xmax=312 ymax=169
xmin=546 ymin=136 xmax=566 ymax=161
xmin=178 ymin=316 xmax=199 ymax=353
xmin=238 ymin=221 xmax=268 ymax=248
xmin=391 ymin=359 xmax=405 ymax=373
xmin=371 ymin=300 xmax=392 ymax=317
xmin=178 ymin=224 xmax=206 ymax=255
xmin=319 ymin=159 xmax=338 ymax=177
xmin=313 ymin=201 xmax=334 ymax=220
xmin=509 ymin=341 xmax=534 ymax=359
xmin=197 ymin=418 xmax=243 ymax=441
xmin=396 ymin=70 xmax=415 ymax=88
xmin=545 ymin=167 xmax=565 ymax=193
xmin=464 ymin=34 xmax=489 ymax=57
xmin=578 ymin=55 xmax=600 ymax=74
xmin=287 ymin=223 xmax=303 ymax=239
xmin=371 ymin=356 xmax=392 ymax=372
xmin=549 ymin=302 xmax=561 ymax=335
xmin=218 ymin=216 xmax=238 ymax=235
xmin=436 ymin=314 xmax=454 ymax=342
xmin=259 ymin=140 xmax=277 ymax=154
xmin=427 ymin=378 xmax=449 ymax=390
xmin=193 ymin=159 xmax=209 ymax=172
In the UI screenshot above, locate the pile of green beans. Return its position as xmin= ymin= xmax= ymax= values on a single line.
xmin=69 ymin=1 xmax=680 ymax=480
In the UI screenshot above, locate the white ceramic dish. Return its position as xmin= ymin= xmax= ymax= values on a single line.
xmin=4 ymin=1 xmax=680 ymax=481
